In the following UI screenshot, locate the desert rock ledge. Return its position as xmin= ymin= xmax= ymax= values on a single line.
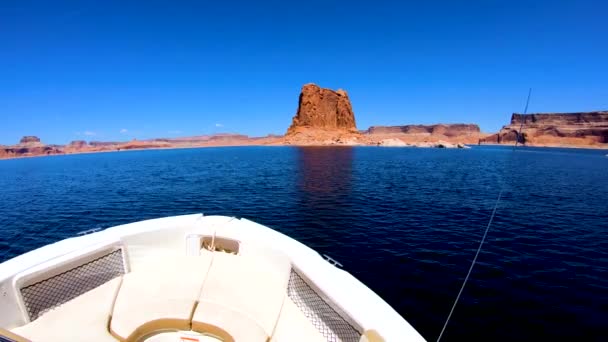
xmin=479 ymin=111 xmax=608 ymax=147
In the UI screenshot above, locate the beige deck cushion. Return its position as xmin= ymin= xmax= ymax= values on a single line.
xmin=192 ymin=301 xmax=266 ymax=342
xmin=237 ymin=245 xmax=292 ymax=290
xmin=12 ymin=276 xmax=122 ymax=342
xmin=110 ymin=255 xmax=212 ymax=341
xmin=193 ymin=252 xmax=288 ymax=338
xmin=270 ymin=297 xmax=326 ymax=342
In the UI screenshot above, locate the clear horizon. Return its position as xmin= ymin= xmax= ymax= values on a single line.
xmin=2 ymin=0 xmax=607 ymax=145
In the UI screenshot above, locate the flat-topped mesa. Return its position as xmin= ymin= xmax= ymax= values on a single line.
xmin=368 ymin=124 xmax=480 ymax=136
xmin=18 ymin=136 xmax=43 ymax=146
xmin=89 ymin=141 xmax=121 ymax=147
xmin=0 ymin=136 xmax=63 ymax=159
xmin=510 ymin=111 xmax=608 ymax=125
xmin=67 ymin=140 xmax=88 ymax=148
xmin=480 ymin=111 xmax=608 ymax=146
xmin=286 ymin=83 xmax=357 ymax=135
xmin=366 ymin=124 xmax=482 ymax=145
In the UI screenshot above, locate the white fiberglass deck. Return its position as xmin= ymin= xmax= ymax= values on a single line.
xmin=0 ymin=214 xmax=425 ymax=342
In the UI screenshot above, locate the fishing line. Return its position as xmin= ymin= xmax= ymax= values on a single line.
xmin=436 ymin=88 xmax=532 ymax=342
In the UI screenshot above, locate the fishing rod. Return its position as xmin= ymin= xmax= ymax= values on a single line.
xmin=436 ymin=88 xmax=532 ymax=342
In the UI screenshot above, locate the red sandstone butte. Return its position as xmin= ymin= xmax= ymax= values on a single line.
xmin=287 ymin=83 xmax=357 ymax=134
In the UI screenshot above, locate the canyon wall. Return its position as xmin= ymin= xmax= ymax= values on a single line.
xmin=479 ymin=111 xmax=608 ymax=147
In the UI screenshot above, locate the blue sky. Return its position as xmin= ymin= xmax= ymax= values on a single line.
xmin=1 ymin=0 xmax=607 ymax=144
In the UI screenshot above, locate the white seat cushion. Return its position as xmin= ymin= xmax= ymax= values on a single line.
xmin=13 ymin=277 xmax=122 ymax=342
xmin=110 ymin=255 xmax=212 ymax=341
xmin=270 ymin=297 xmax=326 ymax=342
xmin=193 ymin=252 xmax=288 ymax=338
xmin=237 ymin=245 xmax=292 ymax=290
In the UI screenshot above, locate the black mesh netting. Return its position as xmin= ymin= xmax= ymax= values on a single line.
xmin=287 ymin=269 xmax=361 ymax=342
xmin=20 ymin=249 xmax=125 ymax=320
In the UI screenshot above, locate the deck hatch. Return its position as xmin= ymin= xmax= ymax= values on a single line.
xmin=287 ymin=269 xmax=361 ymax=342
xmin=20 ymin=248 xmax=125 ymax=321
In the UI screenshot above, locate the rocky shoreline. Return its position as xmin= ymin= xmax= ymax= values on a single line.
xmin=2 ymin=84 xmax=607 ymax=160
xmin=0 ymin=134 xmax=474 ymax=160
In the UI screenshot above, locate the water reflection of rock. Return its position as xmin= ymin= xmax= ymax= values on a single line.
xmin=293 ymin=146 xmax=355 ymax=253
xmin=297 ymin=147 xmax=353 ymax=196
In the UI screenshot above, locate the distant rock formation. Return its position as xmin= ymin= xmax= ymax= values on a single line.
xmin=375 ymin=138 xmax=469 ymax=148
xmin=4 ymin=102 xmax=605 ymax=160
xmin=18 ymin=136 xmax=43 ymax=146
xmin=287 ymin=83 xmax=357 ymax=134
xmin=366 ymin=124 xmax=482 ymax=145
xmin=63 ymin=140 xmax=92 ymax=153
xmin=0 ymin=136 xmax=62 ymax=158
xmin=207 ymin=134 xmax=250 ymax=142
xmin=377 ymin=138 xmax=408 ymax=147
xmin=0 ymin=133 xmax=280 ymax=159
xmin=67 ymin=140 xmax=88 ymax=148
xmin=119 ymin=140 xmax=170 ymax=150
xmin=479 ymin=111 xmax=608 ymax=147
xmin=89 ymin=141 xmax=120 ymax=147
xmin=368 ymin=124 xmax=480 ymax=136
xmin=19 ymin=136 xmax=40 ymax=144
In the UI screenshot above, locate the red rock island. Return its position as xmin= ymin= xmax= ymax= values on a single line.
xmin=287 ymin=83 xmax=357 ymax=134
xmin=283 ymin=83 xmax=362 ymax=145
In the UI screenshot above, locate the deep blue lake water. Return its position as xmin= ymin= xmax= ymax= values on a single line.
xmin=0 ymin=146 xmax=606 ymax=341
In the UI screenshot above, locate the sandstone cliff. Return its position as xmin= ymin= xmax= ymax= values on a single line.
xmin=287 ymin=83 xmax=357 ymax=134
xmin=366 ymin=124 xmax=482 ymax=144
xmin=479 ymin=111 xmax=608 ymax=147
